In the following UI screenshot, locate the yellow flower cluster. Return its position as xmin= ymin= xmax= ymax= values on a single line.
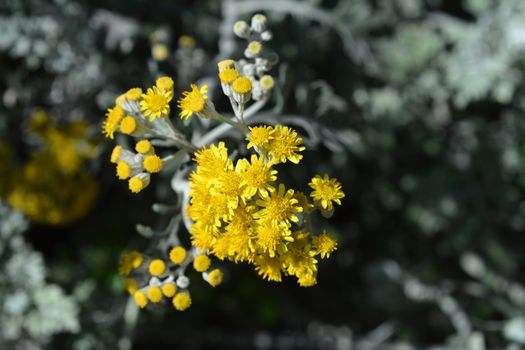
xmin=120 ymin=246 xmax=224 ymax=311
xmin=187 ymin=126 xmax=343 ymax=286
xmin=102 ymin=76 xmax=174 ymax=139
xmin=110 ymin=139 xmax=164 ymax=193
xmin=3 ymin=110 xmax=98 ymax=225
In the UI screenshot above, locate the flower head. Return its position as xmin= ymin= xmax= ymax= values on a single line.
xmin=308 ymin=174 xmax=345 ymax=211
xmin=312 ymin=231 xmax=338 ymax=259
xmin=246 ymin=125 xmax=274 ymax=150
xmin=102 ymin=105 xmax=125 ymax=139
xmin=207 ymin=269 xmax=224 ymax=287
xmin=267 ymin=126 xmax=305 ymax=164
xmin=178 ymin=84 xmax=208 ymax=120
xmin=140 ymin=86 xmax=172 ymax=121
xmin=148 ymin=259 xmax=166 ymax=276
xmin=173 ymin=293 xmax=191 ymax=311
xmin=255 ymin=184 xmax=303 ymax=226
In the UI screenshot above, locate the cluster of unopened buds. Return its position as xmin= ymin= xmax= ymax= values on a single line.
xmin=103 ymin=14 xmax=345 ymax=311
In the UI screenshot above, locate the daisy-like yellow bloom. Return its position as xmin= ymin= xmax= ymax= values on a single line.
xmin=239 ymin=154 xmax=277 ymax=198
xmin=267 ymin=125 xmax=305 ymax=164
xmin=282 ymin=247 xmax=318 ymax=279
xmin=256 ymin=221 xmax=293 ymax=257
xmin=254 ymin=254 xmax=283 ymax=282
xmin=312 ymin=231 xmax=338 ymax=259
xmin=246 ymin=125 xmax=274 ymax=150
xmin=308 ymin=174 xmax=345 ymax=211
xmin=255 ymin=184 xmax=303 ymax=226
xmin=190 ymin=223 xmax=216 ymax=251
xmin=140 ymin=86 xmax=172 ymax=121
xmin=178 ymin=84 xmax=208 ymax=120
xmin=102 ymin=105 xmax=125 ymax=139
xmin=129 ymin=175 xmax=148 ymax=193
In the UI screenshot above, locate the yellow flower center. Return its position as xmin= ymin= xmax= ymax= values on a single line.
xmin=119 ymin=116 xmax=136 ymax=134
xmin=143 ymin=155 xmax=163 ymax=173
xmin=219 ymin=68 xmax=239 ymax=84
xmin=148 ymin=259 xmax=166 ymax=276
xmin=110 ymin=145 xmax=122 ymax=163
xmin=133 ymin=291 xmax=148 ymax=308
xmin=162 ymin=283 xmax=177 ymax=297
xmin=169 ymin=246 xmax=187 ymax=264
xmin=156 ymin=76 xmax=174 ymax=91
xmin=232 ymin=77 xmax=252 ymax=94
xmin=193 ymin=254 xmax=211 ymax=272
xmin=128 ymin=177 xmax=145 ymax=193
xmin=135 ymin=140 xmax=153 ymax=154
xmin=147 ymin=286 xmax=163 ymax=303
xmin=173 ymin=293 xmax=191 ymax=311
xmin=116 ymin=161 xmax=131 ymax=180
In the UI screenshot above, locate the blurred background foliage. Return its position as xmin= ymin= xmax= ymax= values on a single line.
xmin=1 ymin=0 xmax=525 ymax=349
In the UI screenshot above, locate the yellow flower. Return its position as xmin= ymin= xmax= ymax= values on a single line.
xmin=169 ymin=246 xmax=187 ymax=264
xmin=207 ymin=269 xmax=224 ymax=287
xmin=173 ymin=293 xmax=191 ymax=311
xmin=135 ymin=140 xmax=153 ymax=154
xmin=125 ymin=278 xmax=138 ymax=294
xmin=116 ymin=161 xmax=132 ymax=180
xmin=129 ymin=174 xmax=149 ymax=193
xmin=140 ymin=86 xmax=172 ymax=121
xmin=162 ymin=283 xmax=177 ymax=298
xmin=308 ymin=174 xmax=344 ymax=211
xmin=232 ymin=76 xmax=252 ymax=95
xmin=147 ymin=286 xmax=163 ymax=303
xmin=246 ymin=125 xmax=274 ymax=150
xmin=110 ymin=145 xmax=122 ymax=163
xmin=118 ymin=251 xmax=143 ymax=275
xmin=218 ymin=68 xmax=239 ymax=84
xmin=134 ymin=291 xmax=148 ymax=308
xmin=119 ymin=116 xmax=137 ymax=135
xmin=312 ymin=231 xmax=338 ymax=259
xmin=266 ymin=125 xmax=305 ymax=164
xmin=192 ymin=142 xmax=229 ymax=176
xmin=255 ymin=221 xmax=293 ymax=257
xmin=190 ymin=223 xmax=216 ymax=250
xmin=125 ymin=88 xmax=143 ymax=101
xmin=246 ymin=41 xmax=262 ymax=56
xmin=254 ymin=254 xmax=282 ymax=282
xmin=217 ymin=59 xmax=235 ymax=72
xmin=143 ymin=154 xmax=163 ymax=173
xmin=193 ymin=254 xmax=211 ymax=272
xmin=260 ymin=75 xmax=274 ymax=90
xmin=239 ymin=154 xmax=277 ymax=198
xmin=255 ymin=184 xmax=303 ymax=226
xmin=148 ymin=259 xmax=166 ymax=276
xmin=178 ymin=84 xmax=208 ymax=120
xmin=156 ymin=76 xmax=174 ymax=92
xmin=298 ymin=273 xmax=317 ymax=287
xmin=102 ymin=105 xmax=125 ymax=139
xmin=282 ymin=247 xmax=317 ymax=278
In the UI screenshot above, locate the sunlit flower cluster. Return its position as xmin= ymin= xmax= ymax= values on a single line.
xmin=187 ymin=128 xmax=343 ymax=286
xmin=106 ymin=13 xmax=345 ymax=311
xmin=2 ymin=110 xmax=98 ymax=225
